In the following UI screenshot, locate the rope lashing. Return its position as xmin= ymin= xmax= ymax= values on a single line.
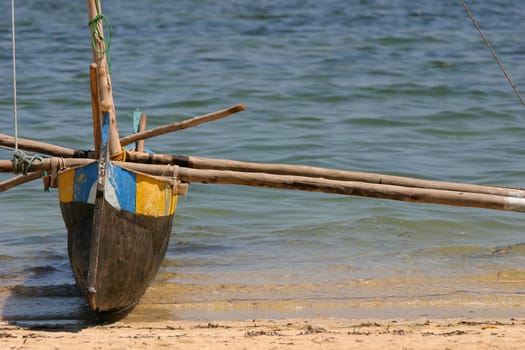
xmin=171 ymin=165 xmax=179 ymax=194
xmin=110 ymin=148 xmax=127 ymax=162
xmin=89 ymin=0 xmax=113 ymax=74
xmin=171 ymin=165 xmax=189 ymax=196
xmin=12 ymin=150 xmax=43 ymax=175
xmin=50 ymin=157 xmax=66 ymax=188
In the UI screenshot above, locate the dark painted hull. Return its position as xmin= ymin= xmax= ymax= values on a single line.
xmin=60 ymin=199 xmax=173 ymax=313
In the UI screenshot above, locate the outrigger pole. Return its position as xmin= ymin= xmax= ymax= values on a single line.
xmin=1 ymin=151 xmax=525 ymax=214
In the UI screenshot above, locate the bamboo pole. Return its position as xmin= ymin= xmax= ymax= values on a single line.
xmin=0 ymin=159 xmax=93 ymax=173
xmin=0 ymin=172 xmax=42 ymax=193
xmin=119 ymin=104 xmax=246 ymax=146
xmin=2 ymin=157 xmax=525 ymax=213
xmin=89 ymin=63 xmax=102 ymax=159
xmin=136 ymin=113 xmax=147 ymax=152
xmin=87 ymin=0 xmax=121 ymax=156
xmin=2 ymin=130 xmax=525 ymax=200
xmin=0 ymin=133 xmax=77 ymax=157
xmin=114 ymin=162 xmax=525 ymax=213
xmin=0 ymin=103 xmax=246 ymax=156
xmin=125 ymin=151 xmax=525 ymax=199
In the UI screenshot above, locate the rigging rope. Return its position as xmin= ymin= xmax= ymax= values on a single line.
xmin=459 ymin=0 xmax=525 ymax=109
xmin=9 ymin=1 xmax=45 ymax=177
xmin=88 ymin=0 xmax=113 ymax=74
xmin=11 ymin=0 xmax=18 ymax=149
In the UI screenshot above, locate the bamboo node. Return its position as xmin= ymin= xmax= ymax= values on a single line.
xmin=100 ymin=99 xmax=112 ymax=112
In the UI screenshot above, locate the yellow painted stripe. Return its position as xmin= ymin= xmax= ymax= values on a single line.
xmin=58 ymin=168 xmax=75 ymax=203
xmin=169 ymin=195 xmax=178 ymax=217
xmin=136 ymin=173 xmax=177 ymax=217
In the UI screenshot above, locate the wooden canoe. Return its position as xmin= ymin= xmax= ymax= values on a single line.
xmin=57 ymin=113 xmax=178 ymax=313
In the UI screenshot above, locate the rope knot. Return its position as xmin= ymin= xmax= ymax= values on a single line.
xmin=12 ymin=150 xmax=43 ymax=175
xmin=110 ymin=148 xmax=127 ymax=162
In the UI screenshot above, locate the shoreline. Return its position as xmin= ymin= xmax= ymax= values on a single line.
xmin=3 ymin=269 xmax=525 ymax=322
xmin=2 ymin=271 xmax=524 ymax=348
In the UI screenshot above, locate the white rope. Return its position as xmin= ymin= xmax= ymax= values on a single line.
xmin=11 ymin=0 xmax=19 ymax=150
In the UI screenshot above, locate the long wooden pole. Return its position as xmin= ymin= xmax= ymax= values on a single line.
xmin=89 ymin=63 xmax=102 ymax=159
xmin=0 ymin=133 xmax=77 ymax=157
xmin=0 ymin=172 xmax=42 ymax=193
xmin=87 ymin=0 xmax=121 ymax=156
xmin=1 ymin=157 xmax=525 ymax=213
xmin=119 ymin=104 xmax=246 ymax=147
xmin=0 ymin=103 xmax=246 ymax=156
xmin=125 ymin=151 xmax=525 ymax=199
xmin=135 ymin=113 xmax=147 ymax=152
xmin=1 ymin=131 xmax=525 ymax=200
xmin=114 ymin=162 xmax=525 ymax=213
xmin=0 ymin=159 xmax=93 ymax=172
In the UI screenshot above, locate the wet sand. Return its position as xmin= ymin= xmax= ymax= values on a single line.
xmin=2 ymin=268 xmax=525 ymax=348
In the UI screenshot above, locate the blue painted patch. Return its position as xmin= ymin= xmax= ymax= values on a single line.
xmin=133 ymin=109 xmax=141 ymax=134
xmin=101 ymin=112 xmax=110 ymax=153
xmin=106 ymin=163 xmax=137 ymax=213
xmin=73 ymin=163 xmax=98 ymax=203
xmin=74 ymin=112 xmax=138 ymax=213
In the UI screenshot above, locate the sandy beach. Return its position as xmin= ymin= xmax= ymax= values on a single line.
xmin=2 ymin=317 xmax=524 ymax=349
xmin=2 ymin=270 xmax=525 ymax=349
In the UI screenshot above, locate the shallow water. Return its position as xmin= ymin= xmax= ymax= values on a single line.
xmin=1 ymin=0 xmax=525 ymax=324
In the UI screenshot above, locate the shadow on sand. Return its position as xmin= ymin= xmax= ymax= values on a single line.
xmin=0 ymin=281 xmax=134 ymax=331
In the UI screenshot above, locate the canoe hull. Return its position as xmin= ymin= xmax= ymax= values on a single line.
xmin=58 ymin=161 xmax=177 ymax=313
xmin=60 ymin=200 xmax=173 ymax=312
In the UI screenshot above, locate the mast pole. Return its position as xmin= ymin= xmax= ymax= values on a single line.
xmin=86 ymin=0 xmax=121 ymax=157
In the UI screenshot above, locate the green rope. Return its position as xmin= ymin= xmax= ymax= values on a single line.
xmin=42 ymin=170 xmax=50 ymax=192
xmin=89 ymin=0 xmax=113 ymax=75
xmin=12 ymin=150 xmax=43 ymax=175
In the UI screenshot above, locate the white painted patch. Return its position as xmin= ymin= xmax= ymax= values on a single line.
xmin=104 ymin=181 xmax=121 ymax=210
xmin=504 ymin=197 xmax=525 ymax=212
xmin=87 ymin=183 xmax=97 ymax=204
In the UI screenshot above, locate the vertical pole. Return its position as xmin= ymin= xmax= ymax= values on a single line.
xmin=86 ymin=0 xmax=121 ymax=157
xmin=136 ymin=113 xmax=147 ymax=152
xmin=89 ymin=63 xmax=101 ymax=159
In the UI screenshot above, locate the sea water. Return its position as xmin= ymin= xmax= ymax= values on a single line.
xmin=1 ymin=0 xmax=525 ymax=324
